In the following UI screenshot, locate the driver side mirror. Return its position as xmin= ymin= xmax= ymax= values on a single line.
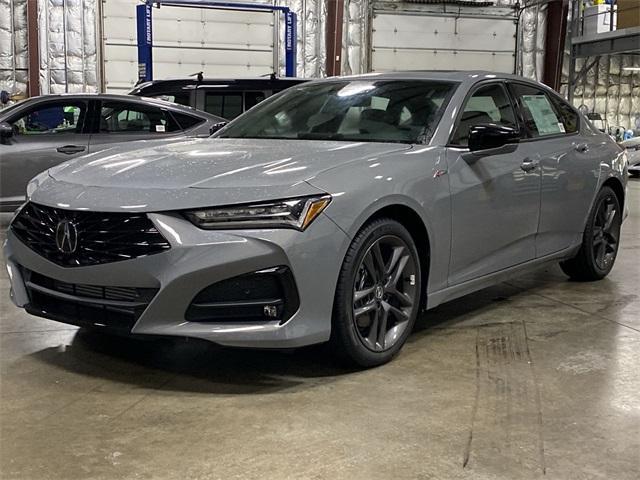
xmin=468 ymin=124 xmax=520 ymax=154
xmin=0 ymin=121 xmax=13 ymax=139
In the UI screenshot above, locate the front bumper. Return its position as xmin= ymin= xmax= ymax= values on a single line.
xmin=4 ymin=212 xmax=349 ymax=348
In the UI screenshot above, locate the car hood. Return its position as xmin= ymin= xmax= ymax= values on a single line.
xmin=34 ymin=138 xmax=410 ymax=212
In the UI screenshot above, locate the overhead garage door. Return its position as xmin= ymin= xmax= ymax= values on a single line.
xmin=102 ymin=1 xmax=275 ymax=93
xmin=371 ymin=12 xmax=517 ymax=73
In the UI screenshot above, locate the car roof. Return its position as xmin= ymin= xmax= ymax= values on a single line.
xmin=129 ymin=77 xmax=308 ymax=94
xmin=0 ymin=93 xmax=225 ymax=122
xmin=314 ymin=70 xmax=547 ymax=87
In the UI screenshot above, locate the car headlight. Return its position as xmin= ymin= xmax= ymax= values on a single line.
xmin=183 ymin=195 xmax=332 ymax=231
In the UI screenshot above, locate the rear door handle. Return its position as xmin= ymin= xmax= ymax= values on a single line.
xmin=574 ymin=143 xmax=589 ymax=153
xmin=57 ymin=145 xmax=86 ymax=155
xmin=520 ymin=158 xmax=539 ymax=173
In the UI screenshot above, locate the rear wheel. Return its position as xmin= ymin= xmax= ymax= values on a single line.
xmin=560 ymin=186 xmax=622 ymax=281
xmin=331 ymin=218 xmax=421 ymax=367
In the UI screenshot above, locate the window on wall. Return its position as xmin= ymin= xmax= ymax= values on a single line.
xmin=99 ymin=102 xmax=181 ymax=133
xmin=204 ymin=92 xmax=243 ymax=119
xmin=11 ymin=102 xmax=86 ymax=135
xmin=510 ymin=84 xmax=565 ymax=137
xmin=451 ymin=83 xmax=517 ymax=146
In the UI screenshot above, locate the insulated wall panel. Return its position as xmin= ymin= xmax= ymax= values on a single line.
xmin=102 ymin=1 xmax=275 ymax=93
xmin=371 ymin=12 xmax=516 ymax=73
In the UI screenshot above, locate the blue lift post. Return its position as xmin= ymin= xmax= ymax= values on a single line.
xmin=136 ymin=0 xmax=298 ymax=83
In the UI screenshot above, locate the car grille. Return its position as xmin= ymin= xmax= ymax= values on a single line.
xmin=23 ymin=269 xmax=158 ymax=333
xmin=11 ymin=202 xmax=171 ymax=267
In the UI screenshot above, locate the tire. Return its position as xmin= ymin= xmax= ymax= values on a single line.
xmin=330 ymin=218 xmax=422 ymax=367
xmin=560 ymin=186 xmax=622 ymax=281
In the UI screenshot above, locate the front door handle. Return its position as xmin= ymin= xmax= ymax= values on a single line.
xmin=574 ymin=143 xmax=589 ymax=153
xmin=57 ymin=145 xmax=86 ymax=155
xmin=520 ymin=158 xmax=539 ymax=173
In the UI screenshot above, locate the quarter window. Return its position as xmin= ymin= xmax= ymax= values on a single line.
xmin=510 ymin=84 xmax=565 ymax=137
xmin=99 ymin=102 xmax=181 ymax=133
xmin=451 ymin=83 xmax=517 ymax=146
xmin=549 ymin=96 xmax=579 ymax=134
xmin=11 ymin=102 xmax=86 ymax=136
xmin=171 ymin=111 xmax=204 ymax=130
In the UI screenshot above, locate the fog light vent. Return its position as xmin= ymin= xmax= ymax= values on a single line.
xmin=185 ymin=266 xmax=299 ymax=324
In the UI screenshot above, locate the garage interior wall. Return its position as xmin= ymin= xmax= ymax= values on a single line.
xmin=0 ymin=0 xmax=28 ymax=97
xmin=563 ymin=55 xmax=640 ymax=133
xmin=38 ymin=0 xmax=99 ymax=94
xmin=0 ymin=0 xmax=637 ymax=131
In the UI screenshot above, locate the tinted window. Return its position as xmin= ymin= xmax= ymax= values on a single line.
xmin=549 ymin=96 xmax=579 ymax=134
xmin=99 ymin=102 xmax=181 ymax=133
xmin=11 ymin=102 xmax=86 ymax=136
xmin=218 ymin=80 xmax=454 ymax=144
xmin=204 ymin=92 xmax=243 ymax=119
xmin=510 ymin=84 xmax=564 ymax=137
xmin=451 ymin=83 xmax=517 ymax=146
xmin=245 ymin=91 xmax=266 ymax=110
xmin=171 ymin=111 xmax=204 ymax=130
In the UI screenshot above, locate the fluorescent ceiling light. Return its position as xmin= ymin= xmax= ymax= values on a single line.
xmin=622 ymin=67 xmax=640 ymax=71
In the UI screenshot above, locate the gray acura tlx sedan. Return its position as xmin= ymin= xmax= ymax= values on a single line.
xmin=4 ymin=71 xmax=629 ymax=367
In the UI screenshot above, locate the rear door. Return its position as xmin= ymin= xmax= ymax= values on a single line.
xmin=507 ymin=82 xmax=599 ymax=257
xmin=0 ymin=100 xmax=89 ymax=210
xmin=446 ymin=81 xmax=542 ymax=285
xmin=87 ymin=99 xmax=186 ymax=152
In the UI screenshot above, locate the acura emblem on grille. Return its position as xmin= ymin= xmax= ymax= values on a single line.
xmin=55 ymin=220 xmax=78 ymax=253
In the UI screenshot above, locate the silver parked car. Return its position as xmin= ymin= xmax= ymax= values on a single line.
xmin=4 ymin=72 xmax=628 ymax=367
xmin=620 ymin=137 xmax=640 ymax=177
xmin=0 ymin=94 xmax=225 ymax=212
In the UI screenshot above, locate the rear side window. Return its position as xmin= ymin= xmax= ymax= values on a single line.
xmin=171 ymin=111 xmax=204 ymax=130
xmin=549 ymin=96 xmax=579 ymax=134
xmin=451 ymin=83 xmax=517 ymax=146
xmin=204 ymin=92 xmax=243 ymax=119
xmin=510 ymin=84 xmax=565 ymax=138
xmin=99 ymin=102 xmax=181 ymax=133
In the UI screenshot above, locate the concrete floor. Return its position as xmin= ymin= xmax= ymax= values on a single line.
xmin=0 ymin=181 xmax=638 ymax=480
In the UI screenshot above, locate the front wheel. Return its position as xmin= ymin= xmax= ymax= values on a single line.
xmin=330 ymin=218 xmax=422 ymax=367
xmin=560 ymin=186 xmax=622 ymax=281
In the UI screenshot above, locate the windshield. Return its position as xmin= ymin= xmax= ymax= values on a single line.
xmin=217 ymin=80 xmax=455 ymax=144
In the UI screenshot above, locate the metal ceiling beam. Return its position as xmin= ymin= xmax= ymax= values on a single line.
xmin=542 ymin=0 xmax=568 ymax=91
xmin=325 ymin=0 xmax=345 ymax=76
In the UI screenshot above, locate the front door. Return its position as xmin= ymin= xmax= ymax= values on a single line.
xmin=446 ymin=82 xmax=542 ymax=285
xmin=0 ymin=100 xmax=89 ymax=211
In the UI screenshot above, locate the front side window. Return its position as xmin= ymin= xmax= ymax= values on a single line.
xmin=451 ymin=83 xmax=517 ymax=146
xmin=98 ymin=102 xmax=180 ymax=133
xmin=510 ymin=84 xmax=565 ymax=138
xmin=218 ymin=80 xmax=455 ymax=144
xmin=11 ymin=102 xmax=86 ymax=136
